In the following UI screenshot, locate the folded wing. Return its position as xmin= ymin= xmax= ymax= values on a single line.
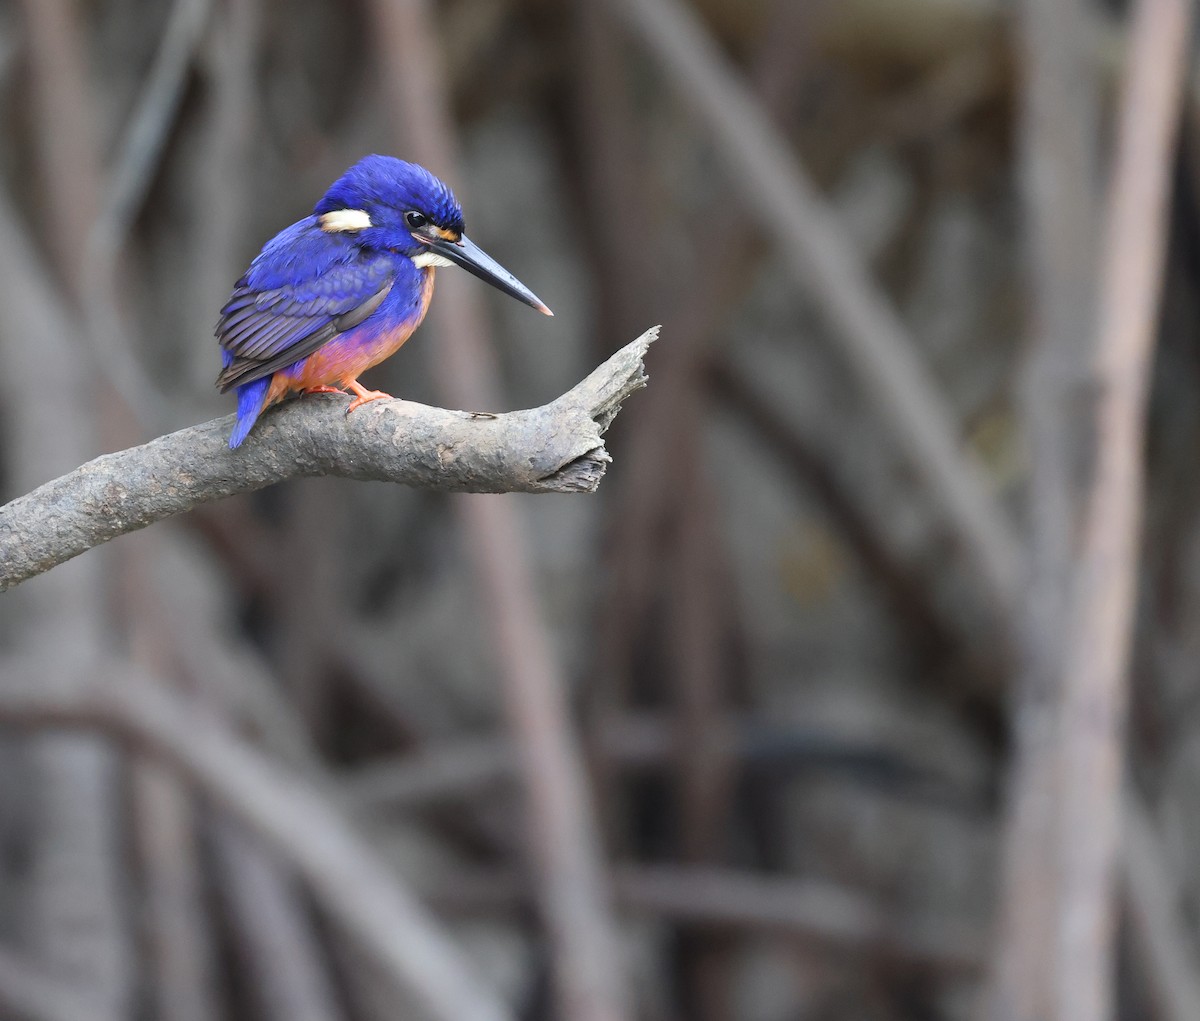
xmin=215 ymin=219 xmax=394 ymax=392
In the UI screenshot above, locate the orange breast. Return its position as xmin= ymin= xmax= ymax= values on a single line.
xmin=266 ymin=270 xmax=435 ymax=406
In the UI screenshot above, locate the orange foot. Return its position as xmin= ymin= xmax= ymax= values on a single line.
xmin=346 ymin=378 xmax=393 ymax=414
xmin=302 ymin=385 xmax=346 ymax=395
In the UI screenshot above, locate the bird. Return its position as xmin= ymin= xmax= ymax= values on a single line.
xmin=215 ymin=154 xmax=552 ymax=448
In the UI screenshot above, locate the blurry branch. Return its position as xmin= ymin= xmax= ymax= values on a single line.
xmin=1055 ymin=0 xmax=1193 ymax=1017
xmin=428 ymin=865 xmax=984 ymax=977
xmin=77 ymin=0 xmax=216 ymax=433
xmin=137 ymin=501 xmax=345 ymax=1019
xmin=612 ymin=866 xmax=983 ymax=974
xmin=573 ymin=0 xmax=657 ymax=341
xmin=187 ymin=0 xmax=260 ymax=388
xmin=610 ymin=9 xmax=1198 ymax=1021
xmin=663 ymin=399 xmax=741 ymax=1009
xmin=0 ymin=19 xmax=19 ymax=85
xmin=608 ymin=0 xmax=1023 ymax=612
xmin=77 ymin=0 xmax=213 ymax=427
xmin=131 ymin=769 xmax=217 ymax=1021
xmin=0 ymin=947 xmax=93 ymax=1021
xmin=0 ymin=17 xmax=132 ymax=1018
xmin=210 ymin=820 xmax=345 ymax=1021
xmin=707 ymin=354 xmax=995 ymax=684
xmin=0 ymin=328 xmax=657 ymax=591
xmin=0 ymin=181 xmax=91 ymax=498
xmin=0 ymin=660 xmax=512 ymax=1021
xmin=273 ymin=483 xmax=345 ymax=726
xmin=342 ymin=714 xmax=962 ymax=817
xmin=583 ymin=8 xmax=820 ymax=916
xmin=990 ymin=0 xmax=1101 ymax=1009
xmin=87 ymin=0 xmax=213 ymax=260
xmin=185 ymin=502 xmax=281 ymax=597
xmin=17 ymin=0 xmax=99 ymax=296
xmin=371 ymin=4 xmax=633 ymax=1021
xmin=343 ymin=737 xmax=512 ymax=811
xmin=1123 ymin=795 xmax=1200 ymax=1021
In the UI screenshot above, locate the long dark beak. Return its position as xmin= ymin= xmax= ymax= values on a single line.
xmin=423 ymin=233 xmax=553 ymax=316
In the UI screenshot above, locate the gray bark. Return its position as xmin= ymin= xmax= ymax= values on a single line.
xmin=0 ymin=328 xmax=657 ymax=591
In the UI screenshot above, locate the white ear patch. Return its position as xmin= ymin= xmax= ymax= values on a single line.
xmin=319 ymin=209 xmax=372 ymax=232
xmin=411 ymin=251 xmax=454 ymax=268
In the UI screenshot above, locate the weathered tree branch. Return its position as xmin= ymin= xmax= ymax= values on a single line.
xmin=0 ymin=327 xmax=657 ymax=591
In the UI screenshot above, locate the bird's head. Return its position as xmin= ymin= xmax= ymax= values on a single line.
xmin=314 ymin=155 xmax=552 ymax=316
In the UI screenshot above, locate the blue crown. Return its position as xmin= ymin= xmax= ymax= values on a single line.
xmin=314 ymin=155 xmax=465 ymax=233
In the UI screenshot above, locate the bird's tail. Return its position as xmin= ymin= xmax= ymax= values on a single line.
xmin=228 ymin=377 xmax=270 ymax=448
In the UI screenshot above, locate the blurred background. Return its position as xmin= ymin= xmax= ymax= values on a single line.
xmin=0 ymin=0 xmax=1197 ymax=1019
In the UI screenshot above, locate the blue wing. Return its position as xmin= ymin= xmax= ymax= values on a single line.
xmin=215 ymin=217 xmax=395 ymax=392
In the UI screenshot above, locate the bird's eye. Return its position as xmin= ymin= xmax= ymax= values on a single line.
xmin=405 ymin=211 xmax=428 ymax=230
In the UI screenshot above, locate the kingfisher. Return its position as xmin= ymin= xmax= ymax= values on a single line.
xmin=216 ymin=154 xmax=552 ymax=448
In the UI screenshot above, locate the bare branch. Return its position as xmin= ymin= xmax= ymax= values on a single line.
xmin=0 ymin=328 xmax=657 ymax=591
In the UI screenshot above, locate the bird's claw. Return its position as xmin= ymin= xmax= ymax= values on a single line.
xmin=346 ymin=391 xmax=389 ymax=413
xmin=345 ymin=380 xmax=392 ymax=414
